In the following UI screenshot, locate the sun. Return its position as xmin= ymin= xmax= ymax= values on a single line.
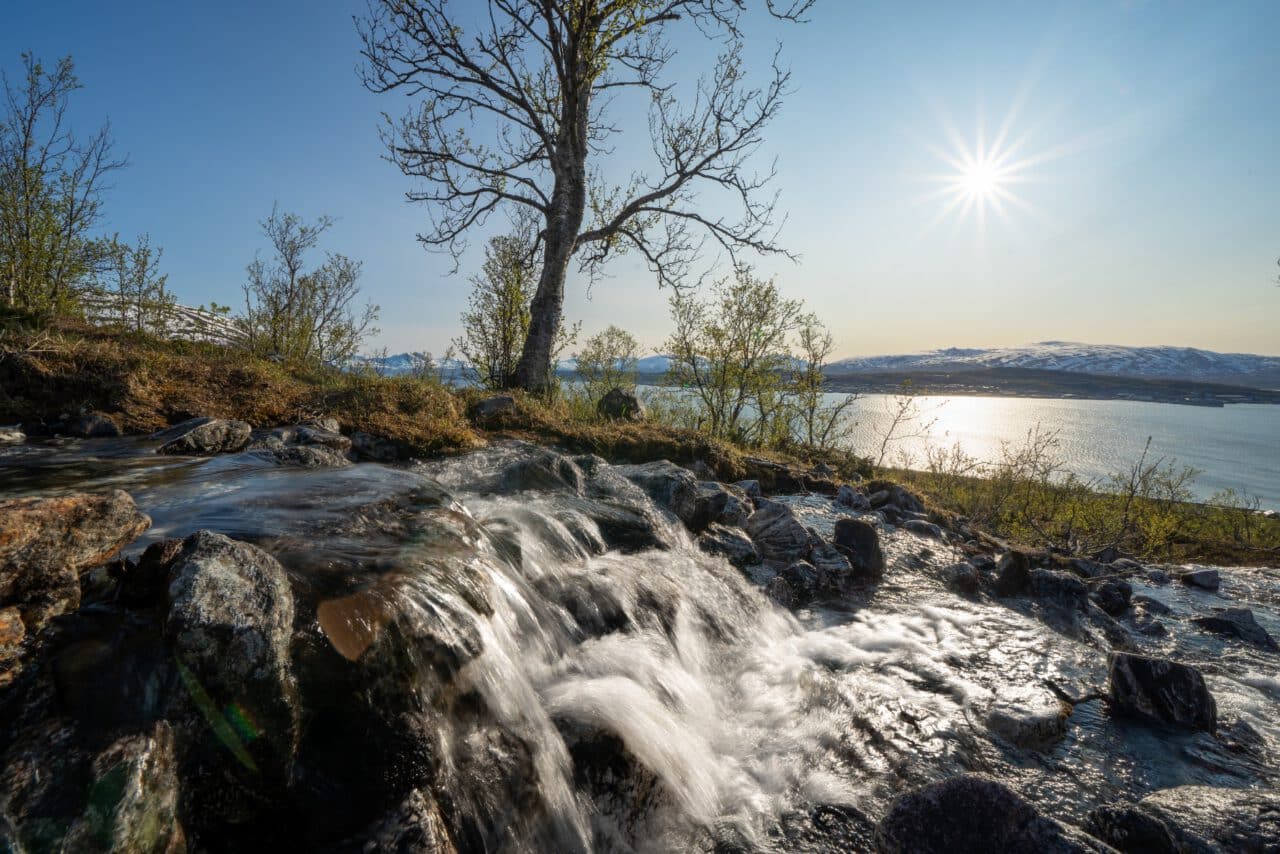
xmin=958 ymin=158 xmax=1001 ymax=199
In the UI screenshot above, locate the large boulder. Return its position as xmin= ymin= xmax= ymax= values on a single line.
xmin=875 ymin=774 xmax=1112 ymax=853
xmin=155 ymin=417 xmax=252 ymax=455
xmin=1087 ymin=785 xmax=1280 ymax=853
xmin=0 ymin=490 xmax=150 ymax=633
xmin=1090 ymin=579 xmax=1133 ymax=616
xmin=164 ymin=531 xmax=299 ymax=792
xmin=1192 ymin=608 xmax=1278 ymax=651
xmin=1107 ymin=652 xmax=1217 ymax=732
xmin=866 ymin=483 xmax=926 ymax=515
xmin=834 ymin=484 xmax=870 ymax=511
xmin=745 ymin=500 xmax=812 ymax=563
xmin=502 ymin=450 xmax=586 ymax=494
xmin=597 ymin=387 xmax=645 ymax=422
xmin=1030 ymin=569 xmax=1089 ymax=612
xmin=832 ymin=517 xmax=885 ymax=579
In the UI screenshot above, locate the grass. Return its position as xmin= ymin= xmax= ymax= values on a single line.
xmin=2 ymin=312 xmax=1275 ymax=567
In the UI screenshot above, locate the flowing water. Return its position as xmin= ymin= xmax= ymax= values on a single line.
xmin=2 ymin=438 xmax=1278 ymax=851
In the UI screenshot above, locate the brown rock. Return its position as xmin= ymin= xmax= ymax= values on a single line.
xmin=0 ymin=606 xmax=25 ymax=686
xmin=0 ymin=490 xmax=150 ymax=632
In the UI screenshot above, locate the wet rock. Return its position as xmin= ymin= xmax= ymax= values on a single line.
xmin=768 ymin=803 xmax=877 ymax=853
xmin=1090 ymin=579 xmax=1133 ymax=616
xmin=260 ymin=443 xmax=352 ymax=467
xmin=293 ymin=424 xmax=352 ymax=451
xmin=1087 ymin=785 xmax=1280 ymax=854
xmin=733 ymin=479 xmax=762 ymax=499
xmin=769 ymin=560 xmax=822 ymax=608
xmin=1178 ymin=568 xmax=1220 ymax=591
xmin=1145 ymin=568 xmax=1171 ymax=585
xmin=502 ymin=450 xmax=585 ymax=494
xmin=831 ymin=517 xmax=885 ymax=579
xmin=351 ymin=430 xmax=401 ymax=462
xmin=944 ymin=562 xmax=981 ymax=596
xmin=617 ymin=460 xmax=697 ymax=514
xmin=994 ymin=550 xmax=1031 ymax=596
xmin=875 ymin=774 xmax=1111 ymax=853
xmin=745 ymin=500 xmax=812 ymax=563
xmin=1107 ymin=652 xmax=1216 ymax=732
xmin=61 ymin=723 xmax=185 ymax=853
xmin=0 ymin=490 xmax=150 ymax=633
xmin=903 ymin=519 xmax=944 ymax=540
xmin=697 ymin=524 xmax=761 ymax=568
xmin=1192 ymin=607 xmax=1279 ymax=651
xmin=1030 ymin=569 xmax=1089 ymax=612
xmin=866 ymin=483 xmax=925 ymax=515
xmin=688 ymin=482 xmax=753 ymax=531
xmin=345 ymin=788 xmax=456 ymax=853
xmin=807 ymin=538 xmax=853 ymax=576
xmin=1128 ymin=602 xmax=1169 ymax=638
xmin=468 ymin=394 xmax=515 ymax=422
xmin=155 ymin=416 xmax=252 ymax=455
xmin=834 ymin=484 xmax=870 ymax=511
xmin=987 ymin=697 xmax=1072 ymax=747
xmin=597 ymin=387 xmax=645 ymax=421
xmin=164 ymin=531 xmax=299 ymax=786
xmin=0 ymin=425 xmax=26 ymax=444
xmin=64 ymin=411 xmax=121 ymax=438
xmin=1131 ymin=594 xmax=1171 ymax=615
xmin=1069 ymin=558 xmax=1106 ymax=579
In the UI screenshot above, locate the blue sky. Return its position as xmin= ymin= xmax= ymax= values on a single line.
xmin=4 ymin=1 xmax=1277 ymax=356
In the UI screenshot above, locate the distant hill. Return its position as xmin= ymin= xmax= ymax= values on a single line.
xmin=827 ymin=342 xmax=1280 ymax=389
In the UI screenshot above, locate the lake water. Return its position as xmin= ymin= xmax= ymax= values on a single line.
xmin=828 ymin=394 xmax=1280 ymax=510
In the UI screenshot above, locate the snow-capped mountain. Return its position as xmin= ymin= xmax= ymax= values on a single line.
xmin=346 ymin=352 xmax=467 ymax=375
xmin=827 ymin=342 xmax=1280 ymax=386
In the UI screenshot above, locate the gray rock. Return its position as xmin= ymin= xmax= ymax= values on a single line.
xmin=994 ymin=550 xmax=1031 ymax=596
xmin=875 ymin=774 xmax=1112 ymax=853
xmin=808 ymin=539 xmax=853 ymax=576
xmin=831 ymin=517 xmax=885 ymax=579
xmin=1145 ymin=568 xmax=1172 ymax=585
xmin=156 ymin=417 xmax=252 ymax=455
xmin=1069 ymin=558 xmax=1106 ymax=579
xmin=868 ymin=484 xmax=925 ymax=514
xmin=770 ymin=560 xmax=822 ymax=608
xmin=64 ymin=412 xmax=121 ymax=438
xmin=1107 ymin=652 xmax=1216 ymax=732
xmin=685 ymin=481 xmax=752 ymax=532
xmin=1192 ymin=607 xmax=1279 ymax=651
xmin=351 ymin=430 xmax=401 ymax=462
xmin=503 ymin=450 xmax=585 ymax=494
xmin=944 ymin=562 xmax=981 ymax=596
xmin=903 ymin=519 xmax=944 ymax=540
xmin=1131 ymin=594 xmax=1171 ymax=615
xmin=1088 ymin=785 xmax=1280 ymax=854
xmin=697 ymin=524 xmax=761 ymax=568
xmin=164 ymin=531 xmax=298 ymax=782
xmin=1030 ymin=569 xmax=1089 ymax=611
xmin=0 ymin=425 xmax=25 ymax=444
xmin=1091 ymin=579 xmax=1133 ymax=616
xmin=617 ymin=460 xmax=697 ymax=514
xmin=469 ymin=394 xmax=515 ymax=421
xmin=745 ymin=500 xmax=813 ymax=563
xmin=259 ymin=443 xmax=352 ymax=467
xmin=351 ymin=788 xmax=455 ymax=853
xmin=293 ymin=424 xmax=351 ymax=451
xmin=734 ymin=479 xmax=762 ymax=499
xmin=834 ymin=484 xmax=870 ymax=510
xmin=1179 ymin=568 xmax=1220 ymax=591
xmin=768 ymin=803 xmax=877 ymax=852
xmin=987 ymin=697 xmax=1071 ymax=747
xmin=597 ymin=387 xmax=645 ymax=421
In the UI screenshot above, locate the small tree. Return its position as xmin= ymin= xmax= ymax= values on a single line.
xmin=0 ymin=53 xmax=126 ymax=313
xmin=663 ymin=266 xmax=802 ymax=445
xmin=574 ymin=325 xmax=641 ymax=401
xmin=242 ymin=205 xmax=378 ymax=364
xmin=100 ymin=233 xmax=172 ymax=333
xmin=790 ymin=314 xmax=859 ymax=451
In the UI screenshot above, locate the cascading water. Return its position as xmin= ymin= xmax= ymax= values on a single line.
xmin=2 ymin=437 xmax=1277 ymax=851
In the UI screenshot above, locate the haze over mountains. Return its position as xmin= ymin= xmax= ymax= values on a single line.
xmin=353 ymin=341 xmax=1280 ymax=390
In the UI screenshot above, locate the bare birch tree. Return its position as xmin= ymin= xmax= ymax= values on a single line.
xmin=359 ymin=0 xmax=813 ymax=391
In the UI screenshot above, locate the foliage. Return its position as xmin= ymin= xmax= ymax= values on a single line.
xmin=0 ymin=53 xmax=126 ymax=314
xmin=96 ymin=233 xmax=173 ymax=333
xmin=906 ymin=430 xmax=1280 ymax=563
xmin=567 ymin=324 xmax=642 ymax=416
xmin=870 ymin=381 xmax=939 ymax=468
xmin=789 ymin=314 xmax=859 ymax=451
xmin=242 ymin=205 xmax=379 ymax=365
xmin=359 ymin=1 xmax=811 ymax=389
